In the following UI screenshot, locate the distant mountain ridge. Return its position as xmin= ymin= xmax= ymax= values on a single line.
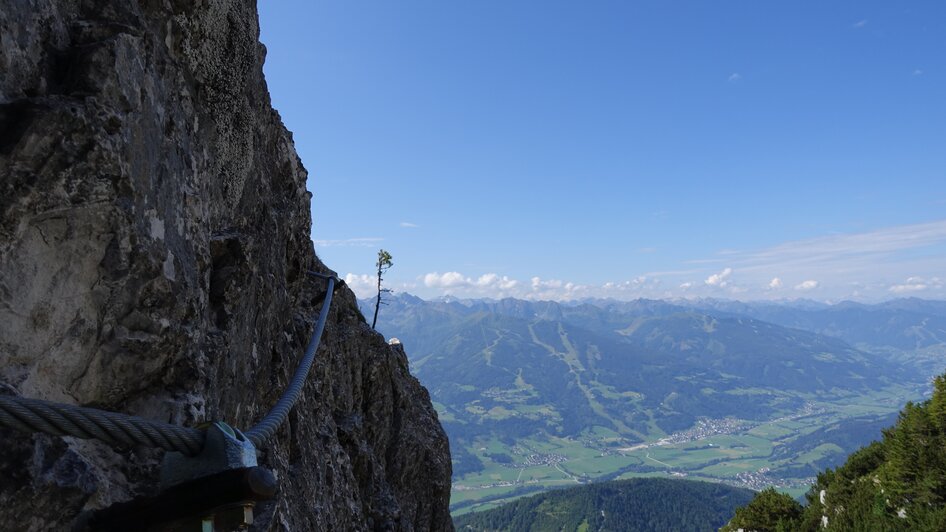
xmin=363 ymin=294 xmax=925 ymax=439
xmin=685 ymin=297 xmax=946 ymax=350
xmin=372 ymin=294 xmax=946 ymax=348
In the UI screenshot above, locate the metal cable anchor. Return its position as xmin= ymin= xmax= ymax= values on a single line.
xmin=83 ymin=423 xmax=276 ymax=531
xmin=160 ymin=422 xmax=258 ymax=489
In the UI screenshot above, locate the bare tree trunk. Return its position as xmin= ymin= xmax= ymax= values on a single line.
xmin=372 ymin=262 xmax=382 ymax=328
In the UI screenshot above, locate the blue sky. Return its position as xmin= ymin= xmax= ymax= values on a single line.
xmin=259 ymin=1 xmax=946 ymax=302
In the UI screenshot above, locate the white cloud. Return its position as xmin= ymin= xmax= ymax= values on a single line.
xmin=423 ymin=271 xmax=468 ymax=289
xmin=705 ymin=268 xmax=733 ymax=287
xmin=416 ymin=271 xmax=666 ymax=300
xmin=345 ymin=275 xmax=417 ymax=299
xmin=728 ymin=73 xmax=742 ymax=82
xmin=889 ymin=283 xmax=926 ymax=294
xmin=423 ymin=271 xmax=520 ymax=295
xmin=853 ymin=19 xmax=867 ymax=28
xmin=794 ymin=280 xmax=819 ymax=291
xmin=343 ymin=273 xmax=377 ymax=298
xmin=602 ymin=276 xmax=661 ymax=294
xmin=721 ymin=220 xmax=946 ymax=276
xmin=527 ymin=277 xmax=588 ymax=300
xmin=313 ymin=237 xmax=382 ymax=248
xmin=475 ymin=273 xmax=519 ymax=291
xmin=399 ymin=221 xmax=419 ymax=228
xmin=403 ymin=220 xmax=946 ymax=302
xmin=889 ymin=276 xmax=943 ymax=294
xmin=409 ymin=229 xmax=946 ymax=300
xmin=913 ymin=69 xmax=924 ymax=76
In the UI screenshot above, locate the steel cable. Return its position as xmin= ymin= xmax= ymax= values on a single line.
xmin=245 ymin=274 xmax=335 ymax=447
xmin=0 ymin=272 xmax=338 ymax=455
xmin=0 ymin=395 xmax=204 ymax=454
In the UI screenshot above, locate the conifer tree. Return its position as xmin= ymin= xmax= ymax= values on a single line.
xmin=372 ymin=249 xmax=393 ymax=329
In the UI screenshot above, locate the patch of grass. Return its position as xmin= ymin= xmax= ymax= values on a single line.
xmin=794 ymin=443 xmax=844 ymax=464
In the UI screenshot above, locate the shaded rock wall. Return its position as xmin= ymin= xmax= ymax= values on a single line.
xmin=0 ymin=0 xmax=452 ymax=530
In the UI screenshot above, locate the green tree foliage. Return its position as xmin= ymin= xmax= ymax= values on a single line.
xmin=487 ymin=452 xmax=514 ymax=464
xmin=372 ymin=249 xmax=393 ymax=329
xmin=453 ymin=478 xmax=754 ymax=532
xmin=719 ymin=488 xmax=802 ymax=532
xmin=722 ymin=373 xmax=946 ymax=531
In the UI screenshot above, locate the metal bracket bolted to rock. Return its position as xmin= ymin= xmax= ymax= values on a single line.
xmin=160 ymin=422 xmax=258 ymax=488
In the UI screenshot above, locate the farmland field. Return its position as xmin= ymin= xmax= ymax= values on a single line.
xmin=449 ymin=382 xmax=922 ymax=515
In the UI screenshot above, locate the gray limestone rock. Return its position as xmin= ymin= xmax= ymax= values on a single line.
xmin=0 ymin=1 xmax=452 ymax=530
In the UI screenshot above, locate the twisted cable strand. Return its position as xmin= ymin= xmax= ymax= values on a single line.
xmin=0 ymin=395 xmax=204 ymax=454
xmin=73 ymin=408 xmax=135 ymax=447
xmin=0 ymin=272 xmax=339 ymax=455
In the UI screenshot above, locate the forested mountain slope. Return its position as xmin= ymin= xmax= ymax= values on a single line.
xmin=453 ymin=477 xmax=754 ymax=532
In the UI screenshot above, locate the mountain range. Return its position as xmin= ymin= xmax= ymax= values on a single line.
xmin=366 ymin=295 xmax=937 ymax=435
xmin=360 ymin=294 xmax=946 ymax=512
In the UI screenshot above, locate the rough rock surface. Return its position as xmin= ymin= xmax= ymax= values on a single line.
xmin=0 ymin=1 xmax=452 ymax=530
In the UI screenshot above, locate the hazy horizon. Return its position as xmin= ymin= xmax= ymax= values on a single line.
xmin=351 ymin=286 xmax=946 ymax=307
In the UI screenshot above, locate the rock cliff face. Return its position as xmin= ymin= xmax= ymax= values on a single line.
xmin=0 ymin=1 xmax=452 ymax=530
